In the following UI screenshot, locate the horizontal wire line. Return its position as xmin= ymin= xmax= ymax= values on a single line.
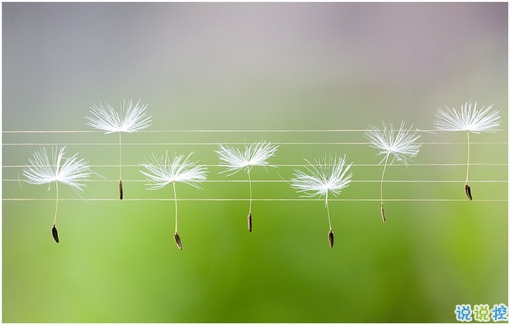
xmin=4 ymin=163 xmax=508 ymax=168
xmin=4 ymin=179 xmax=507 ymax=183
xmin=2 ymin=129 xmax=508 ymax=134
xmin=3 ymin=141 xmax=507 ymax=146
xmin=2 ymin=198 xmax=507 ymax=202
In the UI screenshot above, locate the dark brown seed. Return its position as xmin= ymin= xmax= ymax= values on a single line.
xmin=52 ymin=224 xmax=59 ymax=243
xmin=381 ymin=204 xmax=386 ymax=223
xmin=247 ymin=212 xmax=252 ymax=232
xmin=328 ymin=229 xmax=334 ymax=248
xmin=174 ymin=232 xmax=182 ymax=250
xmin=465 ymin=183 xmax=472 ymax=200
xmin=119 ymin=180 xmax=123 ymax=200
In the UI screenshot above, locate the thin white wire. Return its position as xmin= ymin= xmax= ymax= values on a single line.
xmin=2 ymin=198 xmax=507 ymax=202
xmin=3 ymin=141 xmax=507 ymax=146
xmin=3 ymin=179 xmax=507 ymax=183
xmin=4 ymin=127 xmax=506 ymax=146
xmin=2 ymin=129 xmax=507 ymax=133
xmin=3 ymin=163 xmax=507 ymax=168
xmin=0 ymin=129 xmax=447 ymax=133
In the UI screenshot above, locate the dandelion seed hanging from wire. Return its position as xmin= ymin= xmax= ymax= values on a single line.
xmin=22 ymin=146 xmax=91 ymax=243
xmin=434 ymin=100 xmax=501 ymax=200
xmin=86 ymin=98 xmax=152 ymax=200
xmin=216 ymin=141 xmax=278 ymax=232
xmin=291 ymin=154 xmax=352 ymax=248
xmin=140 ymin=151 xmax=207 ymax=250
xmin=364 ymin=121 xmax=421 ymax=222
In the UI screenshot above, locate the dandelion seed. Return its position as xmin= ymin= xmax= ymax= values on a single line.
xmin=22 ymin=146 xmax=91 ymax=243
xmin=291 ymin=154 xmax=352 ymax=248
xmin=52 ymin=225 xmax=59 ymax=243
xmin=328 ymin=229 xmax=334 ymax=248
xmin=174 ymin=232 xmax=183 ymax=250
xmin=247 ymin=212 xmax=252 ymax=232
xmin=465 ymin=183 xmax=472 ymax=201
xmin=119 ymin=180 xmax=123 ymax=200
xmin=86 ymin=98 xmax=152 ymax=200
xmin=434 ymin=100 xmax=501 ymax=200
xmin=216 ymin=141 xmax=278 ymax=232
xmin=365 ymin=121 xmax=421 ymax=222
xmin=140 ymin=151 xmax=207 ymax=250
xmin=380 ymin=205 xmax=386 ymax=223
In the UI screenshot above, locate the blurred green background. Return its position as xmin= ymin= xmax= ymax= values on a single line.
xmin=3 ymin=3 xmax=507 ymax=323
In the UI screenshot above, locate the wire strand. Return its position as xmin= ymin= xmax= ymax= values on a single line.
xmin=4 ymin=163 xmax=508 ymax=168
xmin=3 ymin=141 xmax=507 ymax=147
xmin=3 ymin=179 xmax=507 ymax=183
xmin=2 ymin=129 xmax=507 ymax=134
xmin=2 ymin=198 xmax=507 ymax=202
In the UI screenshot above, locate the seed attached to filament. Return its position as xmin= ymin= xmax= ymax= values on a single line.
xmin=465 ymin=183 xmax=472 ymax=200
xmin=52 ymin=225 xmax=59 ymax=243
xmin=247 ymin=212 xmax=253 ymax=232
xmin=119 ymin=180 xmax=123 ymax=200
xmin=174 ymin=232 xmax=182 ymax=250
xmin=380 ymin=205 xmax=386 ymax=223
xmin=328 ymin=229 xmax=334 ymax=248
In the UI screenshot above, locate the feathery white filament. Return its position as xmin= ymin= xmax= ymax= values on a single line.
xmin=216 ymin=141 xmax=278 ymax=176
xmin=364 ymin=121 xmax=422 ymax=165
xmin=291 ymin=155 xmax=353 ymax=205
xmin=23 ymin=146 xmax=91 ymax=191
xmin=434 ymin=100 xmax=501 ymax=133
xmin=86 ymin=98 xmax=152 ymax=134
xmin=140 ymin=152 xmax=207 ymax=190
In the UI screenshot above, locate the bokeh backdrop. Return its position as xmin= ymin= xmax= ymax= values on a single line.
xmin=3 ymin=2 xmax=507 ymax=323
